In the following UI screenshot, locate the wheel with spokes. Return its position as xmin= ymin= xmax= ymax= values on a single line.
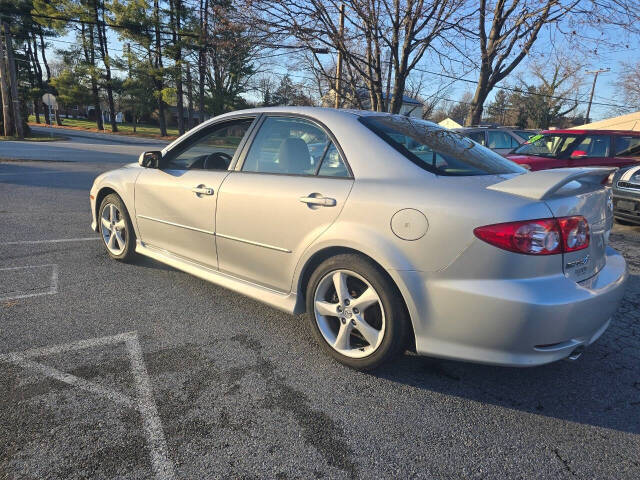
xmin=99 ymin=193 xmax=136 ymax=261
xmin=306 ymin=254 xmax=409 ymax=370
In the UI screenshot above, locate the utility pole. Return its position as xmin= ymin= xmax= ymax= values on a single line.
xmin=334 ymin=3 xmax=344 ymax=109
xmin=585 ymin=68 xmax=610 ymax=124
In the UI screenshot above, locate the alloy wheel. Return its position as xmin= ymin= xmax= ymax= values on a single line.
xmin=101 ymin=203 xmax=127 ymax=255
xmin=313 ymin=269 xmax=386 ymax=358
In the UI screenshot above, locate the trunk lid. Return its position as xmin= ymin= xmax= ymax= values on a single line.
xmin=488 ymin=168 xmax=615 ymax=282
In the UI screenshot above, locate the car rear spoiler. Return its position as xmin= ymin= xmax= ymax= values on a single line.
xmin=487 ymin=167 xmax=616 ymax=200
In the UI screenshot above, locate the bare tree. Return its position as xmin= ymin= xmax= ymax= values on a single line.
xmin=247 ymin=0 xmax=469 ymax=114
xmin=614 ymin=61 xmax=640 ymax=111
xmin=516 ymin=54 xmax=585 ymax=127
xmin=465 ymin=0 xmax=578 ymax=126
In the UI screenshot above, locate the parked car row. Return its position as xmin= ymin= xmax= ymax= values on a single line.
xmin=456 ymin=125 xmax=640 ymax=224
xmin=452 ymin=125 xmax=538 ymax=155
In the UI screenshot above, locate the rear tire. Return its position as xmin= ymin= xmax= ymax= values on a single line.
xmin=306 ymin=254 xmax=409 ymax=370
xmin=98 ymin=193 xmax=137 ymax=262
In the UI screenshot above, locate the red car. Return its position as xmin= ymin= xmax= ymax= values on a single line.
xmin=505 ymin=129 xmax=640 ymax=171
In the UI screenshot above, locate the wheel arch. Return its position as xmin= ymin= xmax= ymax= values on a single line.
xmin=294 ymin=245 xmax=417 ymax=352
xmin=95 ymin=186 xmax=117 ymax=221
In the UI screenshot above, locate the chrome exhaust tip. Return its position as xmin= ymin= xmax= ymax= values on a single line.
xmin=566 ymin=345 xmax=585 ymax=361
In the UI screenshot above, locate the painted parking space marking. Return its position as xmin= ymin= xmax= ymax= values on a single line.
xmin=0 ymin=264 xmax=58 ymax=301
xmin=0 ymin=332 xmax=176 ymax=480
xmin=1 ymin=237 xmax=100 ymax=245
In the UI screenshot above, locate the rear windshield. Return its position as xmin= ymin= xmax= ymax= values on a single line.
xmin=359 ymin=116 xmax=525 ymax=176
xmin=512 ymin=133 xmax=579 ymax=158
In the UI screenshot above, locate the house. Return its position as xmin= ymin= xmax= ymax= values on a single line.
xmin=438 ymin=117 xmax=463 ymax=129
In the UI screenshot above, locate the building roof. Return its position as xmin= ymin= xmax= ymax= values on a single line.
xmin=542 ymin=128 xmax=640 ymax=136
xmin=569 ymin=111 xmax=640 ymax=132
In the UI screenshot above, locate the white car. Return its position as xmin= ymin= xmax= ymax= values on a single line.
xmin=90 ymin=107 xmax=627 ymax=370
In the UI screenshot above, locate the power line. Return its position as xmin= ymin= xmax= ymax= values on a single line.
xmin=13 ymin=11 xmax=632 ymax=111
xmin=411 ymin=66 xmax=631 ymax=110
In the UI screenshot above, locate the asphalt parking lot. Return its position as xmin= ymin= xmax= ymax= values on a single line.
xmin=1 ymin=154 xmax=639 ymax=479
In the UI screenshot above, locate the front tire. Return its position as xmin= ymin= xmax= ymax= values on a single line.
xmin=99 ymin=193 xmax=136 ymax=262
xmin=306 ymin=254 xmax=409 ymax=370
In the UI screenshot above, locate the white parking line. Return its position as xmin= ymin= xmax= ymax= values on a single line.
xmin=0 ymin=332 xmax=176 ymax=480
xmin=0 ymin=264 xmax=58 ymax=301
xmin=1 ymin=237 xmax=100 ymax=245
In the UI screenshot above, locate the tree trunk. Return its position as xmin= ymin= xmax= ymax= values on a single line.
xmin=93 ymin=0 xmax=118 ymax=132
xmin=0 ymin=33 xmax=13 ymax=136
xmin=186 ymin=66 xmax=194 ymax=129
xmin=43 ymin=102 xmax=51 ymax=125
xmin=466 ymin=87 xmax=489 ymax=126
xmin=38 ymin=29 xmax=51 ymax=82
xmin=154 ymin=0 xmax=167 ymax=136
xmin=83 ymin=22 xmax=103 ymax=130
xmin=198 ymin=0 xmax=208 ymax=124
xmin=170 ymin=0 xmax=185 ymax=134
xmin=34 ymin=101 xmax=40 ymax=124
xmin=55 ymin=108 xmax=62 ymax=126
xmin=3 ymin=22 xmax=23 ymax=138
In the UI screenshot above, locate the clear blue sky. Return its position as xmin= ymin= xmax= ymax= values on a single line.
xmin=44 ymin=14 xmax=639 ymax=122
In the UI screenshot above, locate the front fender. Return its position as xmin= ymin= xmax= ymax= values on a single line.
xmin=90 ymin=166 xmax=142 ymax=236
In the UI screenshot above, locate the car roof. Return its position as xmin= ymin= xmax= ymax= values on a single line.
xmin=210 ymin=106 xmax=441 ymax=128
xmin=541 ymin=129 xmax=640 ymax=136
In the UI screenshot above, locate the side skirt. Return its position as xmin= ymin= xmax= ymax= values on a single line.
xmin=135 ymin=241 xmax=298 ymax=315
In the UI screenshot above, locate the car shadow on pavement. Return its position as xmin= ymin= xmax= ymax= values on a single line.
xmin=372 ymin=272 xmax=640 ymax=436
xmin=0 ymin=163 xmax=100 ymax=191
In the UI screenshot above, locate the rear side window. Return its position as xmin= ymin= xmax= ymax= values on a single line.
xmin=615 ymin=136 xmax=640 ymax=157
xmin=360 ymin=115 xmax=526 ymax=176
xmin=242 ymin=116 xmax=348 ymax=176
xmin=487 ymin=130 xmax=518 ymax=149
xmin=572 ymin=135 xmax=610 ymax=158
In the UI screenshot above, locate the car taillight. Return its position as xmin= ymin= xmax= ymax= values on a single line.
xmin=558 ymin=216 xmax=590 ymax=252
xmin=474 ymin=216 xmax=589 ymax=255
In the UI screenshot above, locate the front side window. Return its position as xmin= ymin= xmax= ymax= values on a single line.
xmin=571 ymin=135 xmax=610 ymax=158
xmin=513 ymin=134 xmax=579 ymax=158
xmin=466 ymin=131 xmax=486 ymax=145
xmin=242 ymin=116 xmax=348 ymax=176
xmin=615 ymin=136 xmax=640 ymax=158
xmin=360 ymin=115 xmax=526 ymax=176
xmin=165 ymin=118 xmax=254 ymax=170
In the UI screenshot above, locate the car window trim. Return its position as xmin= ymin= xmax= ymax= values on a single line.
xmin=161 ymin=114 xmax=259 ymax=171
xmin=233 ymin=113 xmax=354 ymax=179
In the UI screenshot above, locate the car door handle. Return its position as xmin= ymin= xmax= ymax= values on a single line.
xmin=192 ymin=186 xmax=214 ymax=196
xmin=299 ymin=195 xmax=337 ymax=207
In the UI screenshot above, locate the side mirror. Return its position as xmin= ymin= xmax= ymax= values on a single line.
xmin=138 ymin=151 xmax=162 ymax=168
xmin=570 ymin=149 xmax=587 ymax=159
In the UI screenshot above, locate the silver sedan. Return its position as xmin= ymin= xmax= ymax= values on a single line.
xmin=89 ymin=107 xmax=627 ymax=370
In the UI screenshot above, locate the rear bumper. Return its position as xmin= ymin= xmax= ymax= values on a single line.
xmin=397 ymin=246 xmax=628 ymax=366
